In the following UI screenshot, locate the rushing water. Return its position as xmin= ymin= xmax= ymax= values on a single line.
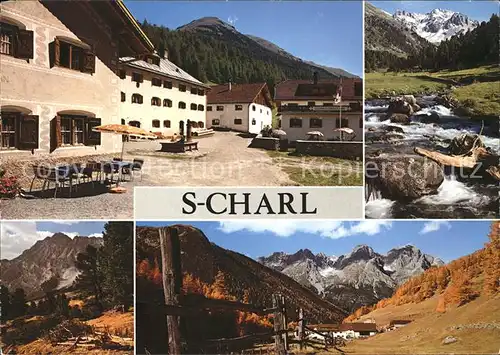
xmin=365 ymin=96 xmax=499 ymax=219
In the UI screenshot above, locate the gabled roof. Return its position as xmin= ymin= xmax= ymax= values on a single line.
xmin=120 ymin=56 xmax=209 ymax=88
xmin=275 ymin=78 xmax=362 ymax=101
xmin=207 ymin=83 xmax=272 ymax=106
xmin=339 ymin=323 xmax=378 ymax=332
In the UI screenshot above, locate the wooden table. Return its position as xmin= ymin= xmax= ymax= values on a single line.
xmin=160 ymin=141 xmax=198 ymax=153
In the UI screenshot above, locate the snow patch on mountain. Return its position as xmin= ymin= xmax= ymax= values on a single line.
xmin=393 ymin=8 xmax=478 ymax=43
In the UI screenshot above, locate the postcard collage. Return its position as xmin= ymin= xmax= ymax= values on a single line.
xmin=0 ymin=0 xmax=498 ymax=354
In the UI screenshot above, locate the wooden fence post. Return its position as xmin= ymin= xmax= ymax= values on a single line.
xmin=298 ymin=308 xmax=304 ymax=350
xmin=281 ymin=295 xmax=288 ymax=351
xmin=272 ymin=294 xmax=285 ymax=355
xmin=159 ymin=227 xmax=183 ymax=354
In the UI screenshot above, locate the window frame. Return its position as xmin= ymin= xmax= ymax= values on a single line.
xmin=163 ymin=99 xmax=172 ymax=107
xmin=163 ymin=120 xmax=171 ymax=128
xmin=152 ymin=78 xmax=162 ymax=87
xmin=309 ymin=118 xmax=323 ymax=128
xmin=216 ymin=105 xmax=224 ymax=111
xmin=163 ymin=80 xmax=173 ymax=89
xmin=190 ymin=103 xmax=197 ymax=111
xmin=131 ymin=94 xmax=143 ymax=104
xmin=121 ymin=92 xmax=126 ymax=102
xmin=289 ymin=118 xmax=302 ymax=128
xmin=234 ymin=118 xmax=243 ymax=125
xmin=198 ymin=104 xmax=204 ymax=111
xmin=152 ymin=119 xmax=160 ymax=128
xmin=235 ymin=104 xmax=243 ymax=111
xmin=151 ymin=97 xmax=161 ymax=106
xmin=179 ymin=84 xmax=186 ymax=92
xmin=178 ymin=101 xmax=186 ymax=109
xmin=212 ymin=119 xmax=220 ymax=126
xmin=0 ymin=22 xmax=15 ymax=57
xmin=60 ymin=115 xmax=86 ymax=146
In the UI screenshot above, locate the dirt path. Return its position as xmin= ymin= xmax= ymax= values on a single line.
xmin=0 ymin=132 xmax=290 ymax=219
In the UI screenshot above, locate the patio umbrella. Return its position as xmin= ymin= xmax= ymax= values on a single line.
xmin=307 ymin=131 xmax=324 ymax=137
xmin=93 ymin=124 xmax=157 ymax=160
xmin=333 ymin=127 xmax=356 ymax=141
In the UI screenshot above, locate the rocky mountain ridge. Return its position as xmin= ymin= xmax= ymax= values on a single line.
xmin=258 ymin=244 xmax=444 ymax=311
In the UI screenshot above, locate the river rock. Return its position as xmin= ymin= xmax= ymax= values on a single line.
xmin=412 ymin=103 xmax=421 ymax=112
xmin=402 ymin=95 xmax=417 ymax=106
xmin=421 ymin=111 xmax=440 ymax=123
xmin=389 ymin=113 xmax=410 ymax=125
xmin=449 ymin=133 xmax=485 ymax=155
xmin=442 ymin=336 xmax=458 ymax=345
xmin=366 ymin=157 xmax=444 ymax=200
xmin=388 ymin=98 xmax=414 ymax=116
xmin=385 ymin=125 xmax=405 ymax=134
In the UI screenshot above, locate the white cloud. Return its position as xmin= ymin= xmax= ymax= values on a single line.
xmin=227 ymin=15 xmax=238 ymax=26
xmin=419 ymin=221 xmax=451 ymax=235
xmin=217 ymin=220 xmax=392 ymax=239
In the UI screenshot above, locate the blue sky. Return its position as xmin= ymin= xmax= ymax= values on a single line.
xmin=373 ymin=1 xmax=499 ymax=22
xmin=125 ymin=1 xmax=363 ymax=76
xmin=137 ymin=220 xmax=492 ymax=262
xmin=1 ymin=221 xmax=105 ymax=259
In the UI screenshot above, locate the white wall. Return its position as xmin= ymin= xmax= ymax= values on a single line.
xmin=119 ymin=69 xmax=207 ymax=137
xmin=0 ymin=1 xmax=122 ymax=157
xmin=280 ymin=113 xmax=362 ymax=142
xmin=206 ymin=102 xmax=271 ymax=134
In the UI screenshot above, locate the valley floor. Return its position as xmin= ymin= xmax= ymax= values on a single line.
xmin=341 ymin=295 xmax=500 ymax=354
xmin=366 ymin=65 xmax=500 ymax=116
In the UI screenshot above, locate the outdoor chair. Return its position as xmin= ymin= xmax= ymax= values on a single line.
xmin=100 ymin=163 xmax=115 ymax=184
xmin=33 ymin=166 xmax=73 ymax=198
xmin=122 ymin=158 xmax=144 ymax=181
xmin=113 ymin=157 xmax=123 ymax=161
xmin=29 ymin=165 xmax=49 ymax=193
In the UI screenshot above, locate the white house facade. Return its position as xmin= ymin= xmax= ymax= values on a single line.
xmin=0 ymin=0 xmax=153 ymax=157
xmin=118 ymin=55 xmax=208 ymax=138
xmin=275 ymin=76 xmax=363 ymax=142
xmin=207 ymin=83 xmax=273 ymax=134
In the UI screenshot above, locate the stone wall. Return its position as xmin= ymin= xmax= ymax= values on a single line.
xmin=249 ymin=136 xmax=280 ymax=150
xmin=295 ymin=140 xmax=362 ymax=159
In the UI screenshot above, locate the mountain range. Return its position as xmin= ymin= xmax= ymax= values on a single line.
xmin=258 ymin=245 xmax=444 ymax=311
xmin=393 ymin=8 xmax=478 ymax=44
xmin=0 ymin=233 xmax=102 ymax=299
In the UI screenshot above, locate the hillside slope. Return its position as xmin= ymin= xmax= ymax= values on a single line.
xmin=0 ymin=234 xmax=102 ymax=298
xmin=141 ymin=17 xmax=355 ymax=87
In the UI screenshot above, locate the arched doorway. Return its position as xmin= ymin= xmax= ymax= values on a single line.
xmin=179 ymin=120 xmax=184 ymax=136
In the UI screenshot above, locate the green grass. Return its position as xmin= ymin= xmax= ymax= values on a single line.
xmin=366 ymin=65 xmax=500 ymax=117
xmin=283 ymin=166 xmax=362 ymax=186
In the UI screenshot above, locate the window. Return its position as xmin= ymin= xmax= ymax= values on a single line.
xmin=178 ymin=102 xmax=186 ymax=109
xmin=216 ymin=106 xmax=224 ymax=111
xmin=132 ymin=72 xmax=143 ymax=83
xmin=336 ymin=118 xmax=349 ymax=128
xmin=234 ymin=118 xmax=242 ymax=125
xmin=121 ymin=119 xmax=126 ymax=125
xmin=235 ymin=104 xmax=243 ymax=111
xmin=190 ymin=103 xmax=197 ymax=110
xmin=164 ymin=81 xmax=172 ymax=89
xmin=289 ymin=118 xmax=302 ymax=128
xmin=207 ymin=106 xmax=213 ymax=112
xmin=1 ymin=22 xmax=33 ymax=59
xmin=119 ymin=70 xmax=126 ymax=79
xmin=121 ymin=92 xmax=126 ymax=102
xmin=0 ymin=113 xmax=17 ymax=149
xmin=191 ymin=87 xmax=197 ymax=95
xmin=354 ymin=82 xmax=363 ymax=97
xmin=310 ymin=118 xmax=322 ymax=128
xmin=163 ymin=120 xmax=171 ymax=128
xmin=267 ymin=110 xmax=270 ymax=115
xmin=198 ymin=89 xmax=205 ymax=96
xmin=49 ymin=38 xmax=94 ymax=73
xmin=190 ymin=121 xmax=199 ymax=128
xmin=260 ymin=109 xmax=262 ymax=113
xmin=0 ymin=112 xmax=38 ymax=150
xmin=252 ymin=105 xmax=256 ymax=111
xmin=132 ymin=94 xmax=143 ymax=104
xmin=151 ymin=97 xmax=161 ymax=106
xmin=152 ymin=120 xmax=160 ymax=128
xmin=152 ymin=78 xmax=162 ymax=87
xmin=198 ymin=104 xmax=204 ymax=111
xmin=359 ymin=117 xmax=363 ymax=128
xmin=198 ymin=121 xmax=204 ymax=128
xmin=212 ymin=119 xmax=220 ymax=125
xmin=308 ymin=101 xmax=316 ymax=107
xmin=179 ymin=84 xmax=186 ymax=92
xmin=252 ymin=119 xmax=256 ymax=125
xmin=163 ymin=99 xmax=172 ymax=107
xmin=60 ymin=115 xmax=85 ymax=145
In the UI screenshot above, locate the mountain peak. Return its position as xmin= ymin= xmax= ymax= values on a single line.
xmin=177 ymin=16 xmax=236 ymax=32
xmin=48 ymin=232 xmax=72 ymax=242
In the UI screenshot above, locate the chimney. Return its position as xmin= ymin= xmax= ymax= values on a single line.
xmin=313 ymin=71 xmax=319 ymax=85
xmin=228 ymin=79 xmax=232 ymax=91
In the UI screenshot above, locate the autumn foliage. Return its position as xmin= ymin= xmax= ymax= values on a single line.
xmin=347 ymin=221 xmax=499 ymax=321
xmin=137 ymin=260 xmax=272 ymax=336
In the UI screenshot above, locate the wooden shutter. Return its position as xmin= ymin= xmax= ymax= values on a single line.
xmin=18 ymin=115 xmax=39 ymax=150
xmin=85 ymin=117 xmax=101 ymax=146
xmin=15 ymin=29 xmax=34 ymax=59
xmin=50 ymin=115 xmax=62 ymax=152
xmin=49 ymin=38 xmax=60 ymax=68
xmin=82 ymin=50 xmax=96 ymax=74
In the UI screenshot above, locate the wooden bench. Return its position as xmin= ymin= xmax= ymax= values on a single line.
xmin=160 ymin=141 xmax=198 ymax=153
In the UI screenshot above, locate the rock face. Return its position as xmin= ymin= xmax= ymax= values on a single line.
xmin=0 ymin=233 xmax=103 ymax=298
xmin=258 ymin=245 xmax=444 ymax=311
xmin=367 ymin=157 xmax=445 ymax=200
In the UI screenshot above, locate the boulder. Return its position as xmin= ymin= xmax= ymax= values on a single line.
xmin=442 ymin=336 xmax=458 ymax=345
xmin=388 ymin=98 xmax=414 ymax=116
xmin=449 ymin=133 xmax=484 ymax=155
xmin=402 ymin=95 xmax=417 ymax=106
xmin=412 ymin=103 xmax=421 ymax=112
xmin=366 ymin=157 xmax=444 ymax=200
xmin=389 ymin=113 xmax=411 ymax=125
xmin=421 ymin=111 xmax=440 ymax=123
xmin=385 ymin=125 xmax=405 ymax=134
